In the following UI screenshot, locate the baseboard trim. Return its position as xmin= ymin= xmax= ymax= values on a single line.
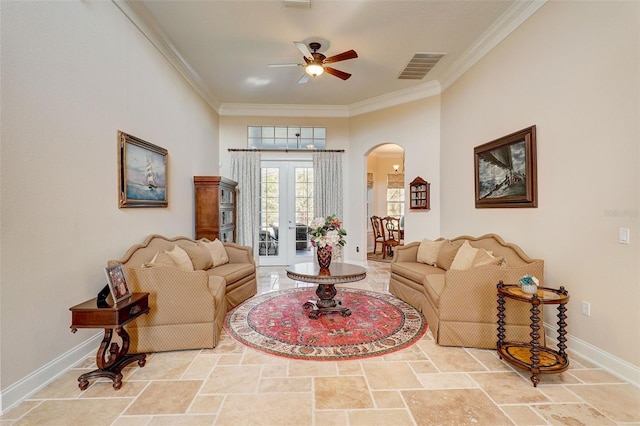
xmin=0 ymin=332 xmax=102 ymax=414
xmin=2 ymin=324 xmax=637 ymax=414
xmin=544 ymin=324 xmax=640 ymax=388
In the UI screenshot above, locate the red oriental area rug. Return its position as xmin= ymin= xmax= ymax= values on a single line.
xmin=224 ymin=287 xmax=427 ymax=361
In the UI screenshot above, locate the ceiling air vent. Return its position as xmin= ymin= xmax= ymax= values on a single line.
xmin=398 ymin=53 xmax=445 ymax=80
xmin=283 ymin=0 xmax=310 ymax=7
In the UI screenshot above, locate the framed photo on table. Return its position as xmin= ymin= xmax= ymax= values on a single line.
xmin=104 ymin=264 xmax=131 ymax=303
xmin=118 ymin=131 xmax=168 ymax=208
xmin=474 ymin=125 xmax=537 ymax=208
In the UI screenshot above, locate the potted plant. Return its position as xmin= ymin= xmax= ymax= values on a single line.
xmin=519 ymin=275 xmax=540 ymax=294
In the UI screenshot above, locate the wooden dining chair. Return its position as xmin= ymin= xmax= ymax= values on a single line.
xmin=382 ymin=216 xmax=401 ymax=259
xmin=370 ymin=216 xmax=386 ymax=255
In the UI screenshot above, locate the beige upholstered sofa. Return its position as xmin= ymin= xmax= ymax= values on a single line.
xmin=108 ymin=234 xmax=257 ymax=353
xmin=390 ymin=233 xmax=544 ymax=349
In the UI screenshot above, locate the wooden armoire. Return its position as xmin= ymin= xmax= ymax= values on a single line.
xmin=193 ymin=176 xmax=237 ymax=242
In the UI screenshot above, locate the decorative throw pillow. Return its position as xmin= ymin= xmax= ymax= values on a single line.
xmin=165 ymin=245 xmax=194 ymax=271
xmin=416 ymin=238 xmax=444 ymax=265
xmin=181 ymin=244 xmax=213 ymax=270
xmin=435 ymin=240 xmax=462 ymax=270
xmin=145 ymin=251 xmax=177 ymax=268
xmin=200 ymin=239 xmax=229 ymax=267
xmin=473 ymin=248 xmax=504 ymax=267
xmin=450 ymin=240 xmax=479 ymax=270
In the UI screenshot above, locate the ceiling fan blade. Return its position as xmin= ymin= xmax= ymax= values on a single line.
xmin=324 ymin=67 xmax=351 ymax=80
xmin=298 ymin=73 xmax=309 ymax=84
xmin=269 ymin=63 xmax=301 ymax=67
xmin=294 ymin=41 xmax=312 ymax=59
xmin=324 ymin=49 xmax=358 ymax=64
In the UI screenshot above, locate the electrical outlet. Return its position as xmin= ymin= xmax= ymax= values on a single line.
xmin=582 ymin=301 xmax=591 ymax=316
xmin=356 ymin=246 xmax=360 ymax=253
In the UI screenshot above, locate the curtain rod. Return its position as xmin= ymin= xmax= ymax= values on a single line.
xmin=228 ymin=148 xmax=344 ymax=153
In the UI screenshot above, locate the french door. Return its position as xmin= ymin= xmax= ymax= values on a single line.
xmin=259 ymin=160 xmax=314 ymax=266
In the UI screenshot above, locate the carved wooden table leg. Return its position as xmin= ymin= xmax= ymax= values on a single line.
xmin=496 ymin=281 xmax=506 ymax=354
xmin=303 ymin=283 xmax=352 ymax=318
xmin=529 ymin=295 xmax=542 ymax=387
xmin=77 ymin=326 xmax=146 ymax=390
xmin=556 ymin=286 xmax=569 ymax=360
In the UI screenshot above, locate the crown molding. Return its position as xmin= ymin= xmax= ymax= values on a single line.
xmin=112 ymin=0 xmax=221 ymax=111
xmin=218 ymin=80 xmax=440 ymax=118
xmin=114 ymin=0 xmax=545 ymax=118
xmin=216 ymin=0 xmax=545 ymax=118
xmin=439 ymin=0 xmax=547 ymax=90
xmin=347 ymin=80 xmax=441 ymax=117
xmin=218 ymin=104 xmax=350 ymax=118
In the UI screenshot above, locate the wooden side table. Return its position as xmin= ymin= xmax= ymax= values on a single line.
xmin=497 ymin=281 xmax=569 ymax=387
xmin=70 ymin=293 xmax=149 ymax=390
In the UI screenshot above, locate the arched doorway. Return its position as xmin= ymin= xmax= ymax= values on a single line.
xmin=365 ymin=143 xmax=405 ymax=258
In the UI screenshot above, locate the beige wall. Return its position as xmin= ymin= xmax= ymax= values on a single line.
xmin=440 ymin=1 xmax=639 ymax=367
xmin=350 ymin=97 xmax=441 ymax=258
xmin=0 ymin=0 xmax=220 ymax=402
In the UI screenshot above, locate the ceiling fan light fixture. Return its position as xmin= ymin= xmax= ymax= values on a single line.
xmin=305 ymin=63 xmax=324 ymax=77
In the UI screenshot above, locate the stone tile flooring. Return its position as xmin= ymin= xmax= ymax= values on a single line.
xmin=2 ymin=261 xmax=639 ymax=425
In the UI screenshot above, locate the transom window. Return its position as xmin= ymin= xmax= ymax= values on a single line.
xmin=248 ymin=126 xmax=326 ymax=150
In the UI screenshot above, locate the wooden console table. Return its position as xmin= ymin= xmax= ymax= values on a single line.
xmin=70 ymin=293 xmax=149 ymax=390
xmin=497 ymin=281 xmax=569 ymax=387
xmin=286 ymin=262 xmax=366 ymax=319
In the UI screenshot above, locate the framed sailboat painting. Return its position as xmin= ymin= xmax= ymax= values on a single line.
xmin=118 ymin=131 xmax=168 ymax=208
xmin=474 ymin=126 xmax=537 ymax=208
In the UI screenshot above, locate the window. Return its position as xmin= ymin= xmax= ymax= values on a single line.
xmin=387 ymin=172 xmax=405 ymax=217
xmin=248 ymin=126 xmax=326 ymax=150
xmin=387 ymin=188 xmax=405 ymax=217
xmin=295 ymin=167 xmax=314 ymax=227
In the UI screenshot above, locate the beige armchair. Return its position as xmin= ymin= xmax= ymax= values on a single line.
xmin=123 ymin=266 xmax=226 ymax=353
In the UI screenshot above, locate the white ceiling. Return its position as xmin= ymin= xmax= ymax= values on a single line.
xmin=119 ymin=0 xmax=543 ymax=114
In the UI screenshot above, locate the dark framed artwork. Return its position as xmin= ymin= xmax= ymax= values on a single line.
xmin=104 ymin=264 xmax=131 ymax=303
xmin=474 ymin=125 xmax=537 ymax=208
xmin=118 ymin=131 xmax=168 ymax=208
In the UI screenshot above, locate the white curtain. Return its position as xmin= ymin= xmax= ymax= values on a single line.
xmin=231 ymin=151 xmax=260 ymax=259
xmin=313 ymin=151 xmax=344 ymax=259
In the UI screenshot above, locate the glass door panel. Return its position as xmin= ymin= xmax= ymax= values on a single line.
xmin=259 ymin=161 xmax=314 ymax=266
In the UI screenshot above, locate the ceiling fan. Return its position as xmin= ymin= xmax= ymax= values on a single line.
xmin=269 ymin=41 xmax=358 ymax=84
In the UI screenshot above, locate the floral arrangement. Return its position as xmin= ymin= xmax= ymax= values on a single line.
xmin=308 ymin=215 xmax=347 ymax=250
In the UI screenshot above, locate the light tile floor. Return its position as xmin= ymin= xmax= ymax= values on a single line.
xmin=2 ymin=261 xmax=639 ymax=425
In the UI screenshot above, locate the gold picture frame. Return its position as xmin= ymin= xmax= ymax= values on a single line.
xmin=118 ymin=131 xmax=168 ymax=208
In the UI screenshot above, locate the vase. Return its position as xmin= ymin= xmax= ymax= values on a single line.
xmin=317 ymin=247 xmax=332 ymax=269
